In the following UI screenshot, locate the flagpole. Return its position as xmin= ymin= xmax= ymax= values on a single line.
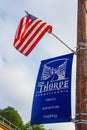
xmin=75 ymin=0 xmax=87 ymax=130
xmin=25 ymin=10 xmax=29 ymax=15
xmin=25 ymin=10 xmax=76 ymax=55
xmin=50 ymin=32 xmax=76 ymax=55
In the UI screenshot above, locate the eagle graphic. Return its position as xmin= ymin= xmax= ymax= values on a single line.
xmin=41 ymin=60 xmax=67 ymax=81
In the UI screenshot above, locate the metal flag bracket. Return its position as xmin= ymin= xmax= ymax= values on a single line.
xmin=72 ymin=113 xmax=87 ymax=125
xmin=72 ymin=119 xmax=87 ymax=125
xmin=76 ymin=42 xmax=87 ymax=52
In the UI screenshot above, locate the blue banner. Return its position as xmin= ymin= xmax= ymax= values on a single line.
xmin=31 ymin=53 xmax=74 ymax=124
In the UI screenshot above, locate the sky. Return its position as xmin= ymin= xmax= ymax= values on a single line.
xmin=0 ymin=0 xmax=77 ymax=130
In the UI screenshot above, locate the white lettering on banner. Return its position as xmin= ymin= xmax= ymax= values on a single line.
xmin=37 ymin=80 xmax=69 ymax=93
xmin=43 ymin=114 xmax=57 ymax=119
xmin=45 ymin=98 xmax=56 ymax=101
xmin=42 ymin=105 xmax=60 ymax=110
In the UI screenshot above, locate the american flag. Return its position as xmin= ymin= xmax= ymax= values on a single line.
xmin=14 ymin=13 xmax=52 ymax=56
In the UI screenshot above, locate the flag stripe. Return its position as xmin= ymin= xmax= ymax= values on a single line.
xmin=14 ymin=18 xmax=32 ymax=48
xmin=18 ymin=21 xmax=46 ymax=51
xmin=24 ymin=25 xmax=52 ymax=56
xmin=19 ymin=17 xmax=30 ymax=39
xmin=22 ymin=24 xmax=48 ymax=55
xmin=15 ymin=18 xmax=24 ymax=40
xmin=14 ymin=14 xmax=52 ymax=56
xmin=14 ymin=18 xmax=41 ymax=47
xmin=18 ymin=22 xmax=46 ymax=54
xmin=15 ymin=19 xmax=42 ymax=51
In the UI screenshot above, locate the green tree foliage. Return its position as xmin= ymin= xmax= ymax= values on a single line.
xmin=0 ymin=109 xmax=2 ymax=114
xmin=24 ymin=121 xmax=45 ymax=130
xmin=0 ymin=106 xmax=47 ymax=130
xmin=31 ymin=125 xmax=45 ymax=130
xmin=0 ymin=106 xmax=24 ymax=130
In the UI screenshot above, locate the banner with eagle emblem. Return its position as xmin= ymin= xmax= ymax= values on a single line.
xmin=31 ymin=53 xmax=74 ymax=124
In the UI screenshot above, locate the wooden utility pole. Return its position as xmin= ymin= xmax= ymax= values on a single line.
xmin=76 ymin=0 xmax=87 ymax=130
